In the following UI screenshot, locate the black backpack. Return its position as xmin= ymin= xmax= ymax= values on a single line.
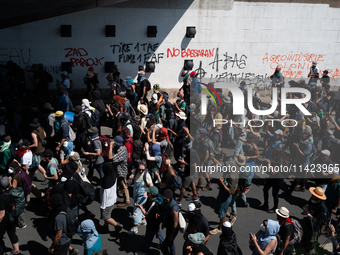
xmin=163 ymin=141 xmax=174 ymax=159
xmin=125 ymin=120 xmax=142 ymax=140
xmin=142 ymin=79 xmax=151 ymax=92
xmin=127 ymin=139 xmax=143 ymax=160
xmin=60 ymin=208 xmax=79 ymax=237
xmin=160 ymin=91 xmax=169 ymax=102
xmin=71 ymin=176 xmax=95 ymax=206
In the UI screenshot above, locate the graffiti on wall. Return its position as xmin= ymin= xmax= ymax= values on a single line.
xmin=262 ymin=52 xmax=340 ymax=79
xmin=110 ymin=43 xmax=164 ymax=64
xmin=64 ymin=48 xmax=104 ymax=67
xmin=0 ymin=48 xmax=31 ymax=65
xmin=166 ymin=48 xmax=215 ymax=58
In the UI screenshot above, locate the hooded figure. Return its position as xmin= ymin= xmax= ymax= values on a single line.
xmin=151 ymin=144 xmax=161 ymax=157
xmin=217 ymin=222 xmax=243 ymax=255
xmin=80 ymin=219 xmax=102 ymax=255
xmin=252 ymin=219 xmax=280 ymax=255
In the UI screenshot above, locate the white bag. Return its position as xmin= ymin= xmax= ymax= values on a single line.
xmin=178 ymin=212 xmax=186 ymax=233
xmin=68 ymin=125 xmax=76 ymax=142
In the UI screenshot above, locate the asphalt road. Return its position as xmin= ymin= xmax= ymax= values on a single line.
xmin=3 ymin=127 xmax=333 ymax=255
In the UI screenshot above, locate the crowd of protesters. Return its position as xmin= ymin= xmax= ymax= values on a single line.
xmin=0 ymin=59 xmax=340 ymax=255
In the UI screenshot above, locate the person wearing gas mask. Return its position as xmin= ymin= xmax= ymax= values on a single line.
xmin=249 ymin=219 xmax=280 ymax=255
xmin=183 ymin=202 xmax=210 ymax=255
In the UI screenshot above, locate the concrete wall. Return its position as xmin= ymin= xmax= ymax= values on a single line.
xmin=0 ymin=1 xmax=339 ymax=90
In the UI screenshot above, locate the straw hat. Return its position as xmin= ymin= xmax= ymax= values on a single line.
xmin=309 ymin=187 xmax=327 ymax=200
xmin=275 ymin=207 xmax=290 ymax=218
xmin=137 ymin=104 xmax=148 ymax=115
xmin=235 ymin=154 xmax=246 ymax=166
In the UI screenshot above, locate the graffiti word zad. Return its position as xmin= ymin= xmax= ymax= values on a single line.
xmin=201 ymin=86 xmax=312 ymax=116
xmin=64 ymin=48 xmax=104 ymax=67
xmin=167 ymin=48 xmax=215 ymax=58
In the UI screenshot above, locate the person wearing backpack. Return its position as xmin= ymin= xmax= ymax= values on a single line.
xmin=174 ymin=92 xmax=187 ymax=114
xmin=134 ymin=186 xmax=165 ymax=255
xmin=275 ymin=207 xmax=295 ymax=255
xmin=137 ymin=69 xmax=150 ymax=106
xmin=0 ymin=177 xmax=21 ymax=255
xmin=42 ymin=149 xmax=59 ymax=190
xmin=160 ymin=189 xmax=180 ymax=255
xmin=127 ymin=161 xmax=153 ymax=236
xmin=48 ymin=193 xmax=72 ymax=255
xmin=154 ymin=158 xmax=179 ymax=194
xmin=145 ymin=143 xmax=163 ymax=182
xmin=84 ymin=127 xmax=104 ymax=187
xmin=53 ymin=111 xmax=70 ymax=152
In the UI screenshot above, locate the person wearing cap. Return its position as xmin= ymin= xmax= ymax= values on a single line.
xmin=127 ymin=161 xmax=153 ymax=236
xmin=53 ymin=111 xmax=70 ymax=152
xmin=217 ymin=221 xmax=242 ymax=255
xmin=134 ymin=185 xmax=165 ymax=255
xmin=84 ymin=127 xmax=104 ymax=187
xmin=160 ymin=189 xmax=180 ymax=255
xmin=183 ymin=202 xmax=209 ymax=254
xmin=185 ymin=232 xmax=213 ymax=255
xmin=119 ymin=91 xmax=132 ymax=116
xmin=264 ymin=129 xmax=283 ymax=160
xmin=302 ymin=187 xmax=329 ymax=254
xmin=0 ymin=176 xmax=21 ymax=255
xmin=29 ymin=118 xmax=46 ymax=164
xmin=180 ymin=71 xmax=191 ymax=100
xmin=308 ymin=60 xmax=320 ymax=85
xmin=109 ymin=136 xmax=129 ymax=207
xmin=42 ymin=149 xmax=59 ymax=189
xmin=320 ymin=70 xmax=330 ymax=91
xmin=190 ymin=71 xmax=201 ymax=96
xmin=150 ymin=91 xmax=164 ymax=125
xmin=275 ymin=207 xmax=294 ymax=255
xmin=79 ymin=219 xmax=101 ymax=255
xmin=313 ymin=149 xmax=333 ymax=191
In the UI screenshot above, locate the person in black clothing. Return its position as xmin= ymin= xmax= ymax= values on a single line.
xmin=301 ymin=187 xmax=329 ymax=254
xmin=106 ymin=103 xmax=122 ymax=137
xmin=0 ymin=177 xmax=21 ymax=255
xmin=217 ymin=221 xmax=242 ymax=255
xmin=183 ymin=201 xmax=210 ymax=255
xmin=137 ymin=69 xmax=149 ymax=106
xmin=91 ymin=90 xmax=106 ymax=131
xmin=73 ymin=105 xmax=92 ymax=154
xmin=62 ymin=161 xmax=80 ymax=216
xmin=135 ymin=186 xmax=165 ymax=255
xmin=261 ymin=147 xmax=286 ymax=213
xmin=185 ymin=232 xmax=213 ymax=255
xmin=313 ymin=149 xmax=333 ymax=191
xmin=276 ymin=207 xmax=294 ymax=255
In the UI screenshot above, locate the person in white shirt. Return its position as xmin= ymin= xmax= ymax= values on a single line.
xmin=308 ymin=60 xmax=320 ymax=84
xmin=100 ymin=162 xmax=122 ymax=234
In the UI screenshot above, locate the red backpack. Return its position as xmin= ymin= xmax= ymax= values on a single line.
xmin=94 ymin=135 xmax=111 ymax=157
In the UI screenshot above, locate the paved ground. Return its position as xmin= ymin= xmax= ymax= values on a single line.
xmin=3 ymin=127 xmax=334 ymax=255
